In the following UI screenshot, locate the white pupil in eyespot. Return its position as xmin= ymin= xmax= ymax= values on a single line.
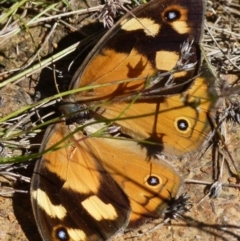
xmin=168 ymin=11 xmax=177 ymax=20
xmin=57 ymin=228 xmax=69 ymax=241
xmin=165 ymin=10 xmax=180 ymax=22
xmin=147 ymin=175 xmax=159 ymax=186
xmin=178 ymin=119 xmax=188 ymax=130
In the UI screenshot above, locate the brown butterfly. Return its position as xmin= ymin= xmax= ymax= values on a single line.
xmin=31 ymin=0 xmax=212 ymax=240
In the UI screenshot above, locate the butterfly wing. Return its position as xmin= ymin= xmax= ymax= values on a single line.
xmin=77 ymin=134 xmax=182 ymax=229
xmin=91 ymin=65 xmax=217 ymax=156
xmin=31 ymin=123 xmax=131 ymax=241
xmin=70 ymin=0 xmax=205 ymax=100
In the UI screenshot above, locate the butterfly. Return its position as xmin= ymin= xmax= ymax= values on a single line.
xmin=31 ymin=0 xmax=214 ymax=240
